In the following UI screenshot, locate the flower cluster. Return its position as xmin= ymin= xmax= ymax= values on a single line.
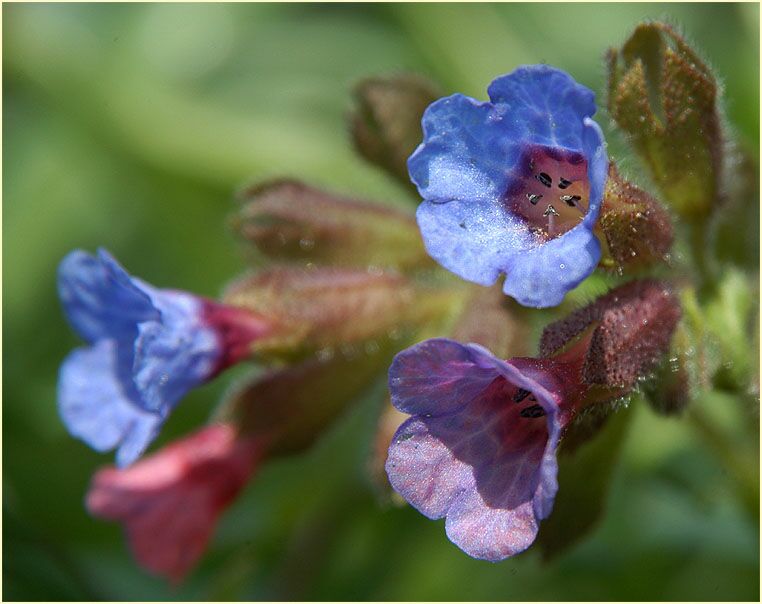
xmin=57 ymin=21 xmax=733 ymax=581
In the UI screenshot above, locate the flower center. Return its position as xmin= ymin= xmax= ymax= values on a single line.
xmin=506 ymin=146 xmax=590 ymax=241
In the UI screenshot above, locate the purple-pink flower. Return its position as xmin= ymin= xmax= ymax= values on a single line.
xmin=385 ymin=338 xmax=588 ymax=561
xmin=385 ymin=280 xmax=682 ymax=562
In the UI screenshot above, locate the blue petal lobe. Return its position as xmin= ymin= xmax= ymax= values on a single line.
xmin=487 ymin=65 xmax=596 ymax=150
xmin=408 ymin=94 xmax=523 ymax=204
xmin=58 ymin=341 xmax=163 ymax=467
xmin=58 ymin=250 xmax=159 ymax=343
xmin=133 ymin=293 xmax=219 ymax=413
xmin=416 ymin=198 xmax=535 ymax=287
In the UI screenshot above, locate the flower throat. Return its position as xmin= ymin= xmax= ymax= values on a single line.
xmin=507 ymin=146 xmax=590 ymax=241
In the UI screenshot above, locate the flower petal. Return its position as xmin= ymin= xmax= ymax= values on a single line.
xmin=416 ymin=198 xmax=535 ymax=287
xmin=132 ymin=292 xmax=219 ymax=413
xmin=487 ymin=65 xmax=597 ymax=150
xmin=408 ymin=94 xmax=524 ymax=204
xmin=58 ymin=341 xmax=163 ymax=467
xmin=500 ymin=226 xmax=602 ymax=307
xmin=445 ymin=489 xmax=538 ymax=562
xmin=86 ymin=424 xmax=260 ymax=583
xmin=58 ymin=249 xmax=159 ymax=343
xmin=388 ymin=373 xmax=551 ymax=561
xmin=386 ymin=339 xmax=576 ymax=560
xmin=386 ymin=417 xmax=474 ymax=519
xmin=499 ymin=117 xmax=607 ymax=307
xmin=389 ymin=338 xmax=502 ymax=416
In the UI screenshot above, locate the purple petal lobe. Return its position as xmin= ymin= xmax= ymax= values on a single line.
xmin=445 ymin=490 xmax=538 ymax=562
xmin=386 ymin=417 xmax=473 ymax=519
xmin=389 ymin=338 xmax=502 ymax=416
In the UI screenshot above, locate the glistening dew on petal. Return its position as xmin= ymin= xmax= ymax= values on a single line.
xmin=408 ymin=65 xmax=608 ymax=308
xmin=385 ymin=338 xmax=587 ymax=561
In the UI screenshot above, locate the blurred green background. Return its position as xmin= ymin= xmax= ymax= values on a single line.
xmin=3 ymin=3 xmax=759 ymax=600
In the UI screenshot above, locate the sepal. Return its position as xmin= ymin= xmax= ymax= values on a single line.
xmin=540 ymin=279 xmax=682 ymax=390
xmin=598 ymin=163 xmax=673 ymax=271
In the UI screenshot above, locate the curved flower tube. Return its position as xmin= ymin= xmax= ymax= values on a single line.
xmin=58 ymin=249 xmax=272 ymax=467
xmin=86 ymin=423 xmax=263 ymax=583
xmin=408 ymin=65 xmax=608 ymax=308
xmin=385 ymin=338 xmax=586 ymax=561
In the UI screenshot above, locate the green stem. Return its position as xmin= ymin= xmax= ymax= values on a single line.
xmin=687 ymin=220 xmax=717 ymax=296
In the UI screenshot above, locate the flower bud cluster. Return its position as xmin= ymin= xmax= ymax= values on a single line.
xmin=55 ymin=18 xmax=747 ymax=581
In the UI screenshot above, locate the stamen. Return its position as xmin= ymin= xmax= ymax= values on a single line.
xmin=513 ymin=388 xmax=532 ymax=403
xmin=520 ymin=404 xmax=546 ymax=418
xmin=508 ymin=145 xmax=590 ymax=240
xmin=526 ymin=193 xmax=543 ymax=205
xmin=560 ymin=194 xmax=582 ymax=207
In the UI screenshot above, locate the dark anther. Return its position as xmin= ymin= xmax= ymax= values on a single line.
xmin=543 ymin=204 xmax=560 ymax=217
xmin=526 ymin=193 xmax=543 ymax=205
xmin=536 ymin=172 xmax=552 ymax=187
xmin=560 ymin=194 xmax=582 ymax=206
xmin=459 ymin=221 xmax=467 ymax=229
xmin=558 ymin=178 xmax=572 ymax=189
xmin=520 ymin=404 xmax=546 ymax=418
xmin=513 ymin=388 xmax=532 ymax=403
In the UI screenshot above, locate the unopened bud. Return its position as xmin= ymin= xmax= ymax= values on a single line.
xmin=598 ymin=163 xmax=673 ymax=271
xmin=607 ymin=22 xmax=722 ymax=219
xmin=222 ymin=266 xmax=453 ymax=361
xmin=220 ymin=336 xmax=400 ymax=455
xmin=350 ymin=73 xmax=442 ymax=187
xmin=233 ymin=180 xmax=431 ymax=270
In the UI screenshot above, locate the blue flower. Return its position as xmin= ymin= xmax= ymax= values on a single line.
xmin=385 ymin=338 xmax=587 ymax=561
xmin=408 ymin=65 xmax=607 ymax=308
xmin=57 ymin=249 xmax=270 ymax=467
